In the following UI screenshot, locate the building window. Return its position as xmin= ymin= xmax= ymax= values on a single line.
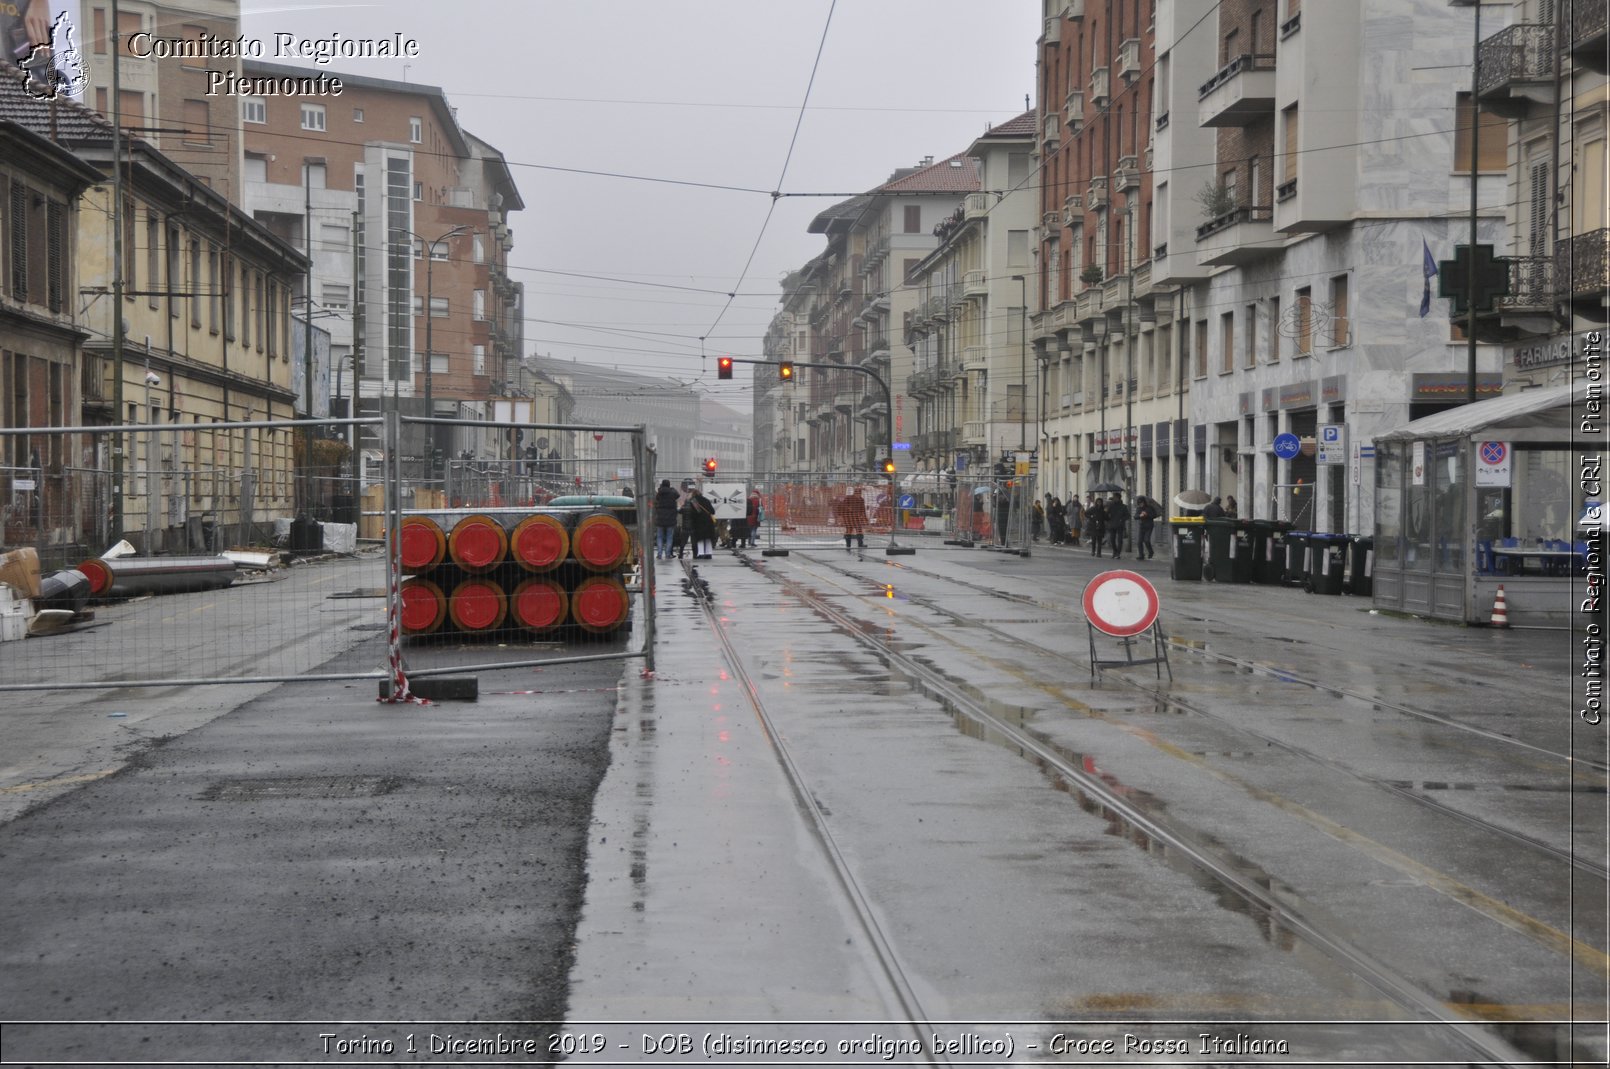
xmin=1193 ymin=319 xmax=1207 ymax=378
xmin=266 ymin=280 xmax=277 ymax=356
xmin=189 ymin=239 xmax=201 ymax=327
xmin=1330 ymin=274 xmax=1349 ymax=347
xmin=472 ymin=290 xmax=486 ymax=320
xmin=1453 ymin=93 xmax=1506 ymax=173
xmin=903 ymin=205 xmax=921 ymax=233
xmin=413 ymin=182 xmax=423 ymax=201
xmin=243 ymin=154 xmax=267 ymax=184
xmin=1244 ymin=304 xmax=1257 ymax=367
xmin=431 ymin=297 xmax=448 ymax=318
xmin=322 ymin=283 xmax=350 ymax=310
xmin=473 ymin=344 xmax=486 ymax=376
xmin=1282 ymin=105 xmax=1299 ymax=183
xmin=1007 ymin=229 xmax=1029 ymax=267
xmin=7 ymin=182 xmax=27 ymax=301
xmin=409 ymin=116 xmax=423 ymax=143
xmin=428 ymin=352 xmax=448 ymax=374
xmin=207 ymin=245 xmax=219 ymax=333
xmin=167 ymin=225 xmax=181 ymax=319
xmin=1294 ymin=286 xmax=1312 ymax=355
xmin=1267 ymin=295 xmax=1280 ymax=362
xmin=471 ymin=235 xmax=485 ymax=263
xmin=182 ymin=99 xmax=210 ymax=144
xmin=429 ymin=240 xmax=450 ymax=261
xmin=146 ymin=213 xmax=159 ymax=309
xmin=353 ymin=107 xmax=364 ymax=123
xmin=412 ymin=238 xmax=423 ymax=260
xmin=1220 ymin=311 xmax=1234 ymax=374
xmin=300 ymin=103 xmax=326 ymax=132
xmin=241 ymin=96 xmax=265 ymax=124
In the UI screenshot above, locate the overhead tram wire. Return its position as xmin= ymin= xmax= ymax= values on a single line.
xmin=701 ymin=0 xmax=838 ymax=347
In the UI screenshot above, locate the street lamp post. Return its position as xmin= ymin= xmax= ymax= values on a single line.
xmin=1011 ymin=275 xmax=1028 ymax=452
xmin=391 ymin=223 xmax=470 ymax=481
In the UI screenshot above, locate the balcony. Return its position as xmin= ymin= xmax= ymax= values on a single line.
xmin=1557 ymin=228 xmax=1609 ymax=312
xmin=1043 ymin=113 xmax=1061 ymax=153
xmin=1114 ymin=155 xmax=1140 ymax=192
xmin=963 ymin=269 xmax=988 ymax=298
xmin=1090 ymin=66 xmax=1110 ymax=108
xmin=1043 ymin=14 xmax=1061 ymax=44
xmin=960 ymin=346 xmax=987 ymax=370
xmin=1276 ymin=178 xmax=1297 ymax=203
xmin=1194 ymin=204 xmax=1278 ymax=267
xmin=961 ymin=421 xmax=986 ymax=445
xmin=1087 ymin=175 xmax=1109 ymax=209
xmin=1117 ymin=38 xmax=1142 ymax=84
xmin=1062 ymin=194 xmax=1084 ymax=226
xmin=1476 ymin=24 xmax=1555 ymax=118
xmin=964 ymin=192 xmax=990 ymax=221
xmin=1065 ymin=89 xmax=1084 ymax=120
xmin=1061 ymin=0 xmax=1084 ymax=19
xmin=1565 ymin=0 xmax=1608 ymax=73
xmin=1198 ymin=53 xmax=1276 ymax=127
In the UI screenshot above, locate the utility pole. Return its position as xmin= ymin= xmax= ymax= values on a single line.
xmin=110 ymin=0 xmax=125 ymax=542
xmin=1012 ymin=275 xmax=1028 ymax=451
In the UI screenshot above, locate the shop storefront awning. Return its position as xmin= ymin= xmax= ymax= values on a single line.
xmin=1375 ymin=382 xmax=1586 ymax=444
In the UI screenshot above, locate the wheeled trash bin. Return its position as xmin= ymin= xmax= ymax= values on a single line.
xmin=1202 ymin=517 xmax=1234 ymax=582
xmin=1169 ymin=517 xmax=1203 ymax=580
xmin=1307 ymin=532 xmax=1349 ymax=595
xmin=1252 ymin=519 xmax=1292 ymax=585
xmin=1285 ymin=531 xmax=1312 ymax=587
xmin=1348 ymin=535 xmax=1374 ymax=596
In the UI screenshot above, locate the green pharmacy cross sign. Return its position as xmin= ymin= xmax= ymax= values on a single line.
xmin=1437 ymin=243 xmax=1510 ymax=316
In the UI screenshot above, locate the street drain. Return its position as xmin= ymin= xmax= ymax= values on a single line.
xmin=198 ymin=775 xmax=403 ymax=801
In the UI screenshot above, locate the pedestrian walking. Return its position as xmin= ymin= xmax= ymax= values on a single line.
xmin=994 ymin=487 xmax=1011 ymax=546
xmin=744 ymin=491 xmax=762 ymax=548
xmin=838 ymin=487 xmax=867 ymax=551
xmin=1106 ymin=493 xmax=1130 ymax=559
xmin=1086 ymin=496 xmax=1107 ymax=557
xmin=687 ymin=486 xmax=717 ymax=559
xmin=1135 ymin=496 xmax=1158 ymax=560
xmin=1065 ymin=496 xmax=1082 ymax=547
xmin=652 ymin=479 xmax=680 ymax=560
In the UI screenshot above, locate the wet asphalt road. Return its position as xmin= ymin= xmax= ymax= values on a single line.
xmin=0 ymin=631 xmax=620 ymax=1065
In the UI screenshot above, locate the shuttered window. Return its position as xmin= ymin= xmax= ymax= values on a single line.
xmin=1528 ymin=159 xmax=1550 ymax=257
xmin=9 ymin=183 xmax=27 ymax=301
xmin=46 ymin=201 xmax=65 ymax=313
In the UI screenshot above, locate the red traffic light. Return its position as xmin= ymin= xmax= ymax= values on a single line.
xmin=703 ymin=457 xmax=718 ymax=473
xmin=779 ymin=361 xmax=794 ymax=381
xmin=717 ymin=356 xmax=733 ymax=380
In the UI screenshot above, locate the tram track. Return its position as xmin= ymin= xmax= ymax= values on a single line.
xmin=726 ymin=549 xmax=1540 ymax=1067
xmin=781 ymin=549 xmax=1608 ymax=887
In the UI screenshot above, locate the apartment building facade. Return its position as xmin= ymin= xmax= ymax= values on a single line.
xmin=1033 ymin=0 xmax=1173 ymax=507
xmin=904 ymin=114 xmax=1037 ymax=475
xmin=237 ymin=60 xmax=523 ymax=470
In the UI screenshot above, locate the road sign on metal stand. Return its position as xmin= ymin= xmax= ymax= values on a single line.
xmin=1082 ymin=569 xmax=1171 ymax=682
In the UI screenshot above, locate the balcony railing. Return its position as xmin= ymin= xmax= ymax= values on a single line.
xmin=1276 ymin=178 xmax=1298 ymax=203
xmin=1117 ymin=38 xmax=1141 ymax=83
xmin=1476 ymin=24 xmax=1555 ymax=115
xmin=1087 ymin=175 xmax=1109 ymax=209
xmin=1557 ymin=228 xmax=1609 ymax=299
xmin=1565 ymin=0 xmax=1608 ymax=72
xmin=1195 ymin=204 xmax=1274 ymax=243
xmin=1198 ymin=53 xmax=1276 ymax=99
xmin=1090 ymin=66 xmax=1110 ymax=107
xmin=1492 ymin=255 xmax=1556 ymax=313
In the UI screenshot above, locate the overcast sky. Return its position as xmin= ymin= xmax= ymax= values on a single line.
xmin=240 ymin=1 xmax=1042 ymax=412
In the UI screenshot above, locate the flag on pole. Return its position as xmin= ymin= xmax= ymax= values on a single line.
xmin=1419 ymin=237 xmax=1438 ymax=317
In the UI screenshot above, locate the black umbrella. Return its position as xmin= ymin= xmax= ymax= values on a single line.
xmin=1089 ymin=481 xmax=1125 ymax=493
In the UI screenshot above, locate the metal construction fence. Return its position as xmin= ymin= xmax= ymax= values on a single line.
xmin=0 ymin=416 xmax=656 ymax=694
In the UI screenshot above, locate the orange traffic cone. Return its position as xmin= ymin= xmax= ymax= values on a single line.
xmin=1490 ymin=583 xmax=1509 ymax=628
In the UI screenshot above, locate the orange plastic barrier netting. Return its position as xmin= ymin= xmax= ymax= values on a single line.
xmin=571 ymin=575 xmax=631 ymax=633
xmin=510 ymin=514 xmax=570 ymax=573
xmin=509 ymin=577 xmax=569 ymax=633
xmin=447 ymin=578 xmax=509 ymax=632
xmin=400 ymin=516 xmax=447 ymax=573
xmin=448 ymin=515 xmax=509 ymax=573
xmin=572 ymin=513 xmax=633 ymax=572
xmin=763 ymin=484 xmax=894 ymax=537
xmin=399 ymin=577 xmax=448 ymax=635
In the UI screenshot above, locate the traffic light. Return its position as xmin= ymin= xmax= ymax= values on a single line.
xmin=717 ymin=356 xmax=733 ymax=380
xmin=779 ymin=361 xmax=794 ymax=381
xmin=703 ymin=457 xmax=718 ymax=474
xmin=882 ymin=458 xmax=896 ymax=474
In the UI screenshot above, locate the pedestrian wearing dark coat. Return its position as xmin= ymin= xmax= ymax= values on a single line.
xmin=1135 ymin=496 xmax=1158 ymax=560
xmin=687 ymin=488 xmax=717 ymax=558
xmin=1086 ymin=498 xmax=1107 ymax=557
xmin=1106 ymin=494 xmax=1130 ymax=558
xmin=652 ymin=479 xmax=680 ymax=560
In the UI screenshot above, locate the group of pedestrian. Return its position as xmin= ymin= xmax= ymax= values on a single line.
xmin=655 ymin=479 xmax=764 ymax=561
xmin=1042 ymin=495 xmax=1084 ymax=547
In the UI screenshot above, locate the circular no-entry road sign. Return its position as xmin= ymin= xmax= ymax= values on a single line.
xmin=1082 ymin=569 xmax=1161 ymax=638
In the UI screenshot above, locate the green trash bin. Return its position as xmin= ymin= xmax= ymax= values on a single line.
xmin=1308 ymin=532 xmax=1348 ymax=595
xmin=1169 ymin=518 xmax=1203 ymax=580
xmin=1203 ymin=517 xmax=1235 ymax=582
xmin=1285 ymin=531 xmax=1312 ymax=587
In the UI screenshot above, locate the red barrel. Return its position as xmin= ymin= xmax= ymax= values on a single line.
xmin=572 ymin=513 xmax=632 ymax=572
xmin=448 ymin=577 xmax=508 ymax=632
xmin=509 ymin=577 xmax=568 ymax=634
xmin=510 ymin=514 xmax=570 ymax=573
xmin=447 ymin=514 xmax=508 ymax=573
xmin=399 ymin=577 xmax=448 ymax=635
xmin=399 ymin=516 xmax=447 ymax=573
xmin=77 ymin=558 xmax=114 ymax=597
xmin=571 ymin=575 xmax=630 ymax=633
